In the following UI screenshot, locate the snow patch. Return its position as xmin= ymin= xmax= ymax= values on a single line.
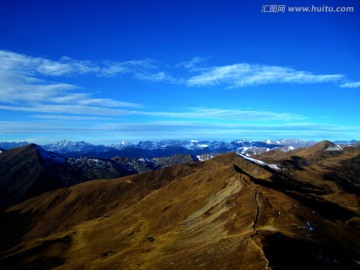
xmin=238 ymin=154 xmax=281 ymax=171
xmin=138 ymin=157 xmax=151 ymax=163
xmin=241 ymin=146 xmax=249 ymax=154
xmin=198 ymin=144 xmax=209 ymax=148
xmin=269 ymin=164 xmax=281 ymax=171
xmin=324 ymin=144 xmax=343 ymax=152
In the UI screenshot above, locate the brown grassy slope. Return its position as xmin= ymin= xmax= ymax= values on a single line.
xmin=1 ymin=151 xmax=360 ymax=269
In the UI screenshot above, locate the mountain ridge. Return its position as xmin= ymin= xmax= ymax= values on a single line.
xmin=0 ymin=144 xmax=199 ymax=209
xmin=0 ymin=141 xmax=359 ymax=269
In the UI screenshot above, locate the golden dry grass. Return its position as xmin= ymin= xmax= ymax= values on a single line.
xmin=1 ymin=147 xmax=360 ymax=269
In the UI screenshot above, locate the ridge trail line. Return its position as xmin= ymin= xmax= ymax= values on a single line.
xmin=238 ymin=172 xmax=260 ymax=232
xmin=235 ymin=171 xmax=272 ymax=270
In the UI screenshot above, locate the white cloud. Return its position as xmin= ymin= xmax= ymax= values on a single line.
xmin=340 ymin=81 xmax=360 ymax=88
xmin=0 ymin=50 xmax=356 ymax=90
xmin=187 ymin=63 xmax=343 ymax=87
xmin=0 ymin=50 xmax=156 ymax=78
xmin=177 ymin=57 xmax=208 ymax=71
xmin=133 ymin=71 xmax=176 ymax=82
xmin=0 ymin=72 xmax=78 ymax=103
xmin=100 ymin=59 xmax=156 ymax=77
xmin=78 ymin=98 xmax=141 ymax=108
xmin=0 ymin=50 xmax=144 ymax=116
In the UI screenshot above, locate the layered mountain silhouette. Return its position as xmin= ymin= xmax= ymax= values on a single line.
xmin=0 ymin=141 xmax=359 ymax=269
xmin=0 ymin=144 xmax=197 ymax=209
xmin=0 ymin=139 xmax=322 ymax=158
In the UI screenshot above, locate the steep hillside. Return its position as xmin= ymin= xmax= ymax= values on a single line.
xmin=0 ymin=144 xmax=71 ymax=208
xmin=0 ymin=145 xmax=359 ymax=269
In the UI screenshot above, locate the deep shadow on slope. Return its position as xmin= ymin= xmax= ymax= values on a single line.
xmin=0 ymin=144 xmax=69 ymax=209
xmin=0 ymin=234 xmax=71 ymax=270
xmin=324 ymin=155 xmax=360 ymax=194
xmin=0 ymin=211 xmax=33 ymax=253
xmin=262 ymin=233 xmax=359 ymax=270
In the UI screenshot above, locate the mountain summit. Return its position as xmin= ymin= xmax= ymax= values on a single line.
xmin=0 ymin=144 xmax=69 ymax=208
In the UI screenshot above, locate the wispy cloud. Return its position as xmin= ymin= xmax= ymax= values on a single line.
xmin=176 ymin=57 xmax=209 ymax=71
xmin=31 ymin=115 xmax=111 ymax=121
xmin=144 ymin=107 xmax=305 ymax=121
xmin=0 ymin=50 xmax=157 ymax=78
xmin=133 ymin=71 xmax=176 ymax=83
xmin=0 ymin=104 xmax=136 ymax=116
xmin=1 ymin=120 xmax=358 ymax=143
xmin=340 ymin=81 xmax=360 ymax=88
xmin=186 ymin=63 xmax=343 ymax=87
xmin=0 ymin=50 xmax=145 ymax=115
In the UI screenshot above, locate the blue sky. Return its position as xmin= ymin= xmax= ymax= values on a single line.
xmin=0 ymin=0 xmax=359 ymax=144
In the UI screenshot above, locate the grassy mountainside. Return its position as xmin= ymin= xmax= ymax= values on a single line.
xmin=0 ymin=142 xmax=359 ymax=269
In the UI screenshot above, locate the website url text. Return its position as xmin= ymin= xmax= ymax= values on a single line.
xmin=261 ymin=5 xmax=355 ymax=13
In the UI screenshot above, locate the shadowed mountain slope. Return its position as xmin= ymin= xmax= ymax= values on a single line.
xmin=0 ymin=144 xmax=71 ymax=209
xmin=257 ymin=140 xmax=360 ymax=194
xmin=0 ymin=143 xmax=360 ymax=269
xmin=0 ymin=144 xmax=198 ymax=209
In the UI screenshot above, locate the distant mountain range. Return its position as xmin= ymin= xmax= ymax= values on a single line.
xmin=3 ymin=138 xmax=356 ymax=159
